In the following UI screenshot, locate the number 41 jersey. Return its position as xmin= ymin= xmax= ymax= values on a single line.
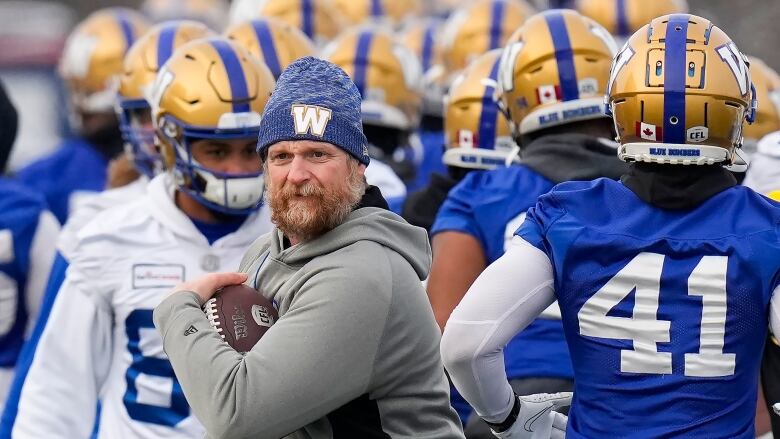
xmin=516 ymin=178 xmax=780 ymax=439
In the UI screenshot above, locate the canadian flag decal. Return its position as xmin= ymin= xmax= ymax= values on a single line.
xmin=536 ymin=85 xmax=562 ymax=104
xmin=636 ymin=121 xmax=663 ymax=141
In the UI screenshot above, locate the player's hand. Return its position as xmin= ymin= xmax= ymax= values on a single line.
xmin=171 ymin=272 xmax=248 ymax=304
xmin=489 ymin=392 xmax=572 ymax=439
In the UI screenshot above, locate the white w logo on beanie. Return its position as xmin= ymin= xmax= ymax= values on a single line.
xmin=291 ymin=105 xmax=333 ymax=137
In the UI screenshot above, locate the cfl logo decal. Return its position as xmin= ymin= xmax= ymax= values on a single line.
xmin=716 ymin=42 xmax=750 ymax=96
xmin=291 ymin=104 xmax=333 ymax=137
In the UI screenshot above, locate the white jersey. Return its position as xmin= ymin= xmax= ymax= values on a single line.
xmin=365 ymin=159 xmax=407 ymax=210
xmin=9 ymin=174 xmax=272 ymax=439
xmin=59 ymin=176 xmax=149 ymax=260
xmin=744 ymin=131 xmax=780 ymax=195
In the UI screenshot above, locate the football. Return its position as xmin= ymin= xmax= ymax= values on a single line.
xmin=203 ymin=283 xmax=278 ymax=353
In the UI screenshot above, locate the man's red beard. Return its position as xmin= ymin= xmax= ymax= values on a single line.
xmin=266 ymin=165 xmax=365 ymax=242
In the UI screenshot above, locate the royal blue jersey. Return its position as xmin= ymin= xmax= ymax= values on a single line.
xmin=15 ymin=138 xmax=107 ymax=224
xmin=517 ymin=178 xmax=780 ymax=439
xmin=432 ymin=165 xmax=573 ymax=381
xmin=0 ymin=179 xmax=47 ymax=367
xmin=407 ymin=129 xmax=447 ymax=193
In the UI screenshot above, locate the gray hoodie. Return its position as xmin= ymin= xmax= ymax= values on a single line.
xmin=153 ymin=207 xmax=464 ymax=439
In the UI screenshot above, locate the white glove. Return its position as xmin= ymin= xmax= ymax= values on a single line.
xmin=489 ymin=392 xmax=572 ymax=439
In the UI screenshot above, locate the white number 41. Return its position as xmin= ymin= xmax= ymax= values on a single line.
xmin=578 ymin=252 xmax=736 ymax=377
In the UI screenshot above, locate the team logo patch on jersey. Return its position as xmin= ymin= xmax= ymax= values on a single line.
xmin=291 ymin=104 xmax=332 ymax=137
xmin=132 ymin=264 xmax=185 ymax=289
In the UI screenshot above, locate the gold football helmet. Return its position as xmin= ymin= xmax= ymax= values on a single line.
xmin=743 ymin=57 xmax=780 ymax=143
xmin=444 ymin=49 xmax=519 ymax=170
xmin=398 ymin=18 xmax=445 ymax=77
xmin=441 ymin=0 xmax=536 ymax=74
xmin=497 ymin=9 xmax=616 ymax=137
xmin=150 ymin=37 xmax=275 ymax=213
xmin=59 ymin=7 xmax=150 ymax=113
xmin=323 ymin=27 xmax=423 ymax=132
xmin=142 ymin=0 xmax=229 ymax=30
xmin=768 ymin=190 xmax=780 ymax=202
xmin=117 ymin=20 xmax=214 ymax=177
xmin=576 ymin=0 xmax=688 ymax=37
xmin=228 ymin=0 xmax=343 ymax=44
xmin=331 ymin=0 xmax=422 ymax=27
xmin=224 ymin=18 xmax=315 ymax=79
xmin=398 ymin=18 xmax=447 ymax=119
xmin=606 ymin=14 xmax=756 ymax=165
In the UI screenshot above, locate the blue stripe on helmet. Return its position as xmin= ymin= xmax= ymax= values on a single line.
xmin=301 ymin=0 xmax=314 ymax=39
xmin=251 ymin=20 xmax=283 ymax=78
xmin=488 ymin=0 xmax=505 ymax=49
xmin=115 ymin=10 xmax=136 ymax=54
xmin=353 ymin=31 xmax=374 ymax=98
xmin=156 ymin=25 xmax=177 ymax=70
xmin=477 ymin=57 xmax=502 ymax=150
xmin=544 ymin=11 xmax=580 ymax=102
xmin=371 ymin=0 xmax=383 ymax=17
xmin=616 ymin=0 xmax=630 ymax=37
xmin=210 ymin=39 xmax=251 ymax=113
xmin=663 ymin=14 xmax=689 ymax=144
xmin=421 ymin=25 xmax=435 ymax=72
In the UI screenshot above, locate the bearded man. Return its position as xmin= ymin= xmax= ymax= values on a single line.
xmin=153 ymin=57 xmax=464 ymax=439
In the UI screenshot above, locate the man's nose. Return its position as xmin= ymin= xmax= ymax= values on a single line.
xmin=286 ymin=156 xmax=311 ymax=184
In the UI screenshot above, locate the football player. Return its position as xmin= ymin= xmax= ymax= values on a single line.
xmin=323 ymin=27 xmax=425 ymax=213
xmin=0 ymin=38 xmax=275 ymax=438
xmin=141 ymin=0 xmax=229 ymax=31
xmin=398 ymin=17 xmax=449 ymax=194
xmin=442 ymin=13 xmax=777 ymax=439
xmin=742 ymin=58 xmax=780 ymax=190
xmin=403 ymin=49 xmax=518 ymax=232
xmin=429 ymin=10 xmax=626 ymax=436
xmin=576 ymin=0 xmax=688 ymax=44
xmin=223 ymin=17 xmax=315 ymax=79
xmin=332 ymin=0 xmax=422 ymax=28
xmin=0 ymin=80 xmax=59 ymax=414
xmin=0 ymin=24 xmax=218 ymax=423
xmin=14 ymin=8 xmax=150 ymax=224
xmin=440 ymin=0 xmax=535 ymax=75
xmin=227 ymin=0 xmax=343 ymax=46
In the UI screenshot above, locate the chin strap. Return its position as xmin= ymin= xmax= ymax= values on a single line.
xmin=504 ymin=144 xmax=521 ymax=168
xmin=724 ymin=147 xmax=748 ymax=173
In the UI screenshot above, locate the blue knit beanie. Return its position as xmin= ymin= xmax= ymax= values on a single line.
xmin=257 ymin=57 xmax=370 ymax=165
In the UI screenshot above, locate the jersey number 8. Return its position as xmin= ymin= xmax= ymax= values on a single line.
xmin=124 ymin=309 xmax=190 ymax=426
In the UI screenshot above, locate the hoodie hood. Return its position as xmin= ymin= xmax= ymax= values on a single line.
xmin=521 ymin=133 xmax=629 ymax=183
xmin=268 ymin=207 xmax=431 ymax=281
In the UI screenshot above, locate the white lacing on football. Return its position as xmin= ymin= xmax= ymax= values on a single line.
xmin=203 ymin=298 xmax=225 ymax=340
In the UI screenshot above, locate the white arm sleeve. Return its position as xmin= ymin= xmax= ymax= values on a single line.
xmin=24 ymin=211 xmax=59 ymax=336
xmin=441 ymin=236 xmax=556 ymax=423
xmin=12 ymin=277 xmax=112 ymax=438
xmin=770 ymin=285 xmax=780 ymax=336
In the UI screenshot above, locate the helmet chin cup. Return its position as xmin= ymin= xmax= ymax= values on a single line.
xmin=196 ymin=166 xmax=265 ymax=211
xmin=171 ymin=137 xmax=265 ymax=215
